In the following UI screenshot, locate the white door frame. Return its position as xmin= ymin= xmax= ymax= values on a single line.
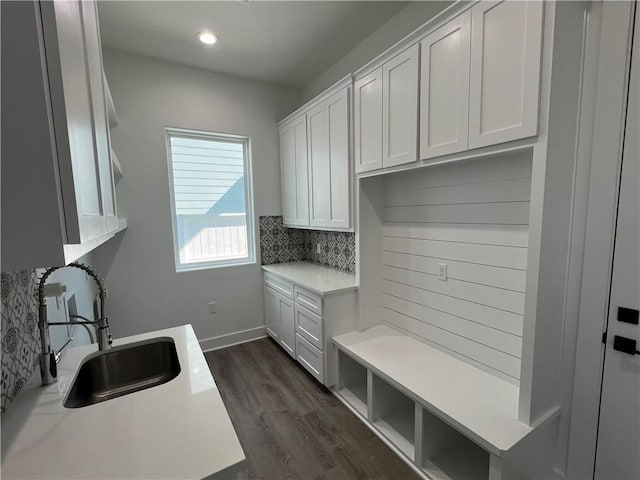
xmin=565 ymin=2 xmax=636 ymax=478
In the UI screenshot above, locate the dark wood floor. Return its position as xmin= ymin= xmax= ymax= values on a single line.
xmin=205 ymin=337 xmax=419 ymax=480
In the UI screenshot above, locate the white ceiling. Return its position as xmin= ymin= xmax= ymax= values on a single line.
xmin=97 ymin=1 xmax=410 ymax=89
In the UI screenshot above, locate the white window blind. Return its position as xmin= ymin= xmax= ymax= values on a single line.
xmin=166 ymin=129 xmax=255 ymax=271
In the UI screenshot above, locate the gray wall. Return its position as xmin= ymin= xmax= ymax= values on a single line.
xmin=95 ymin=49 xmax=300 ymax=346
xmin=302 ymin=1 xmax=452 ymax=102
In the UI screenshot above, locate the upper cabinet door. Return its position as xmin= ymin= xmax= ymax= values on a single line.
xmin=41 ymin=0 xmax=106 ymax=243
xmin=354 ymin=67 xmax=383 ymax=173
xmin=280 ymin=115 xmax=309 ymax=227
xmin=309 ymin=88 xmax=351 ymax=229
xmin=308 ymin=103 xmax=329 ymax=225
xmin=383 ymin=43 xmax=419 ymax=168
xmin=468 ymin=1 xmax=544 ymax=149
xmin=80 ymin=1 xmax=118 ymax=232
xmin=420 ymin=11 xmax=471 ymax=159
xmin=325 ymin=88 xmax=350 ymax=229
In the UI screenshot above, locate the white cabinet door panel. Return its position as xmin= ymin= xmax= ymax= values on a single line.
xmin=80 ymin=1 xmax=118 ymax=232
xmin=309 ymin=88 xmax=350 ymax=229
xmin=264 ymin=287 xmax=279 ymax=340
xmin=280 ymin=114 xmax=309 ymax=227
xmin=42 ymin=0 xmax=106 ymax=243
xmin=354 ymin=67 xmax=383 ymax=173
xmin=308 ymin=103 xmax=330 ymax=225
xmin=326 ymin=88 xmax=350 ymax=229
xmin=278 ymin=294 xmax=296 ymax=358
xmin=420 ymin=11 xmax=471 ymax=159
xmin=469 ymin=0 xmax=543 ymax=148
xmin=383 ymin=44 xmax=419 ymax=168
xmin=293 ymin=116 xmax=309 ymax=226
xmin=280 ymin=122 xmax=297 ymax=225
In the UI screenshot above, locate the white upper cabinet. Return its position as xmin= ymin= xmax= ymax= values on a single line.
xmin=309 ymin=88 xmax=351 ymax=229
xmin=279 ymin=81 xmax=352 ymax=231
xmin=42 ymin=0 xmax=107 ymax=243
xmin=354 ymin=67 xmax=383 ymax=173
xmin=383 ymin=44 xmax=420 ymax=168
xmin=468 ymin=0 xmax=544 ymax=148
xmin=280 ymin=114 xmax=309 ymax=227
xmin=420 ymin=11 xmax=471 ymax=159
xmin=80 ymin=1 xmax=118 ymax=233
xmin=1 ymin=0 xmax=123 ymax=270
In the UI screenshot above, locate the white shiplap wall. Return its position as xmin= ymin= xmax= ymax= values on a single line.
xmin=381 ymin=152 xmax=532 ymax=382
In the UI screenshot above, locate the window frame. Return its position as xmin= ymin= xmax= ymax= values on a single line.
xmin=165 ymin=127 xmax=256 ymax=272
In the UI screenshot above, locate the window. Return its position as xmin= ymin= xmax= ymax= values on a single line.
xmin=166 ymin=128 xmax=255 ymax=271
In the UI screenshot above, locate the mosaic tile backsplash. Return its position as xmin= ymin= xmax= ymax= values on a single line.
xmin=1 ymin=269 xmax=40 ymax=414
xmin=259 ymin=216 xmax=356 ymax=273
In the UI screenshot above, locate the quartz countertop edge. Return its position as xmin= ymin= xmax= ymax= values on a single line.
xmin=1 ymin=324 xmax=246 ymax=480
xmin=262 ymin=262 xmax=357 ymax=295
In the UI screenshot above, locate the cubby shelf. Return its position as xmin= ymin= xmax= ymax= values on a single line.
xmin=420 ymin=408 xmax=490 ymax=480
xmin=371 ymin=374 xmax=416 ymax=460
xmin=337 ymin=350 xmax=368 ymax=418
xmin=333 ymin=325 xmax=561 ymax=480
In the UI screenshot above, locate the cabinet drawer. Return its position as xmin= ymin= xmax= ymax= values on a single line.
xmin=264 ymin=273 xmax=293 ymax=299
xmin=296 ymin=334 xmax=324 ymax=383
xmin=293 ymin=286 xmax=323 ymax=315
xmin=295 ymin=304 xmax=323 ymax=350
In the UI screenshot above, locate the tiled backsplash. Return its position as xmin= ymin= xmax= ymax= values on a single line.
xmin=259 ymin=216 xmax=356 ymax=273
xmin=1 ymin=269 xmax=40 ymax=414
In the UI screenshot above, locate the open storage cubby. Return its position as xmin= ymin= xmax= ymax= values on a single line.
xmin=420 ymin=408 xmax=490 ymax=480
xmin=338 ymin=350 xmax=368 ymax=417
xmin=371 ymin=374 xmax=416 ymax=460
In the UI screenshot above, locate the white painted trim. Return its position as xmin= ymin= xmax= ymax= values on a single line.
xmin=278 ymin=74 xmax=353 ymax=127
xmin=353 ymin=1 xmax=472 ymax=81
xmin=566 ymin=2 xmax=635 ymax=478
xmin=164 ymin=128 xmax=257 ymax=273
xmin=199 ymin=326 xmax=267 ymax=352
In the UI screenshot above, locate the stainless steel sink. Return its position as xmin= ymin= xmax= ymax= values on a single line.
xmin=64 ymin=337 xmax=181 ymax=408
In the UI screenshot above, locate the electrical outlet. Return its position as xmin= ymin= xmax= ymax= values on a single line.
xmin=317 ymin=243 xmax=321 ymax=254
xmin=208 ymin=302 xmax=216 ymax=314
xmin=437 ymin=263 xmax=448 ymax=281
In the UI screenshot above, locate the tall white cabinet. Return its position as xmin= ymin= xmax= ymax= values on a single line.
xmin=279 ymin=78 xmax=352 ymax=231
xmin=1 ymin=0 xmax=124 ymax=271
xmin=309 ymin=88 xmax=351 ymax=229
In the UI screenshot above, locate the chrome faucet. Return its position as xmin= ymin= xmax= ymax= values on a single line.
xmin=37 ymin=262 xmax=112 ymax=385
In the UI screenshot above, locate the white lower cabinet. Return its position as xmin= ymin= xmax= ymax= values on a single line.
xmin=295 ymin=304 xmax=323 ymax=350
xmin=263 ymin=269 xmax=357 ymax=386
xmin=263 ymin=286 xmax=295 ymax=359
xmin=296 ymin=334 xmax=324 ymax=383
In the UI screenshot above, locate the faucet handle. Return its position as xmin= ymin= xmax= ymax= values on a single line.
xmin=49 ymin=352 xmax=57 ymax=379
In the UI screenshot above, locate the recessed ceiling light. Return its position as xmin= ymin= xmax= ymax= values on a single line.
xmin=197 ymin=31 xmax=218 ymax=45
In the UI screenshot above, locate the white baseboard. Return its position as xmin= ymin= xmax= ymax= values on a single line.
xmin=199 ymin=326 xmax=267 ymax=352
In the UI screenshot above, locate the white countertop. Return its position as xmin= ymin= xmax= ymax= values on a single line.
xmin=262 ymin=262 xmax=357 ymax=295
xmin=1 ymin=325 xmax=245 ymax=479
